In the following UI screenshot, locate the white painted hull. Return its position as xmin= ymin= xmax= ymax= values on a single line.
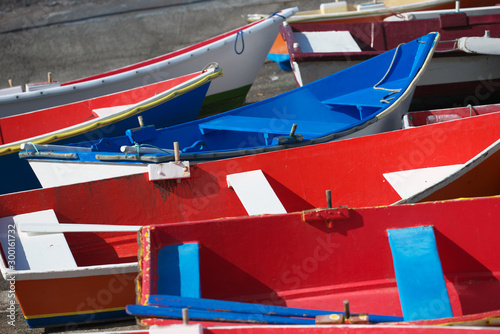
xmin=0 ymin=8 xmax=297 ymax=117
xmin=293 ymin=54 xmax=500 ymax=90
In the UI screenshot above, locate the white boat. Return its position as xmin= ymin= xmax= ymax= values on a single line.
xmin=0 ymin=7 xmax=297 ymax=118
xmin=281 ymin=6 xmax=500 ymax=110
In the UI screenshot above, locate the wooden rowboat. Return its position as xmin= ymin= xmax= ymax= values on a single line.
xmin=0 ymin=8 xmax=296 ymax=118
xmin=280 ymin=5 xmax=500 ymax=110
xmin=128 ymin=196 xmax=500 ymax=327
xmin=0 ymin=65 xmax=222 ymax=195
xmin=5 ymin=108 xmax=500 ymax=225
xmin=4 ymin=113 xmax=500 ymax=328
xmin=19 ymin=33 xmax=439 ymax=188
xmin=2 ymin=196 xmax=500 ymax=328
xmin=256 ymin=0 xmax=496 ymax=70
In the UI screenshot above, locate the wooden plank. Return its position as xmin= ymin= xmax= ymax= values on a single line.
xmin=157 ymin=243 xmax=201 ymax=298
xmin=0 ymin=209 xmax=77 ymax=271
xmin=199 ymin=115 xmax=331 ymax=137
xmin=148 ymin=161 xmax=190 ymax=181
xmin=147 ymin=295 xmax=403 ymax=323
xmin=148 ymin=294 xmax=333 ymax=318
xmin=294 ymin=31 xmax=361 ymax=53
xmin=387 ymin=226 xmax=453 ymax=321
xmin=226 ymin=170 xmax=286 ymax=215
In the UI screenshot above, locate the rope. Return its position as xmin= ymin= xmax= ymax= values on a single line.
xmin=25 ymin=142 xmax=39 ymax=154
xmin=234 ymin=30 xmax=245 ymax=55
xmin=132 ymin=142 xmax=174 ymax=156
xmin=373 ymin=43 xmax=403 ymax=94
xmin=182 ymin=140 xmax=208 ymax=153
xmin=388 ymin=10 xmax=405 ymax=19
xmin=268 ymin=12 xmax=286 ymax=20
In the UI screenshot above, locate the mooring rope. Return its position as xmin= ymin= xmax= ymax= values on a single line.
xmin=234 ymin=30 xmax=245 ymax=55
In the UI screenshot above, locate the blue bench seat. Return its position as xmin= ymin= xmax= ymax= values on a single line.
xmin=199 ymin=115 xmax=343 ymax=138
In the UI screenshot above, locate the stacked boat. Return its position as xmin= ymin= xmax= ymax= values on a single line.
xmin=1 ymin=1 xmax=500 ymax=333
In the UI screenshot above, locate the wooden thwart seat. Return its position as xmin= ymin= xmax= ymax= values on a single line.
xmin=0 ymin=209 xmax=77 ymax=271
xmin=199 ymin=115 xmax=335 ymax=138
xmin=227 ymin=170 xmax=287 ymax=215
xmin=387 ymin=226 xmax=453 ymax=321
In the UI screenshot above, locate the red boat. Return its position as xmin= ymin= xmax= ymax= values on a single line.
xmin=130 ymin=196 xmax=500 ymax=327
xmin=280 ymin=6 xmax=500 ymax=110
xmin=3 ymin=108 xmax=500 ymax=223
xmin=2 ymin=110 xmax=500 ymax=328
xmin=3 ymin=196 xmax=500 ymax=329
xmin=265 ymin=0 xmax=498 ymax=71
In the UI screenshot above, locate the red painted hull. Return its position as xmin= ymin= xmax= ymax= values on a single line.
xmin=269 ymin=0 xmax=494 ymax=52
xmin=2 ymin=110 xmax=500 ymax=224
xmin=135 ymin=196 xmax=500 ymax=327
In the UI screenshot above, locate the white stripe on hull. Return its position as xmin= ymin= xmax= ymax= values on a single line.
xmin=28 ymin=160 xmax=149 ymax=188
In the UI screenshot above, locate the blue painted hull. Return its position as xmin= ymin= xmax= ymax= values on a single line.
xmin=1 ymin=81 xmax=211 ymax=195
xmin=22 ymin=33 xmax=439 ymax=174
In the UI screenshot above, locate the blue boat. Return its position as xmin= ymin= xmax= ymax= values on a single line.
xmin=0 ymin=65 xmax=222 ymax=195
xmin=20 ymin=33 xmax=439 ymax=188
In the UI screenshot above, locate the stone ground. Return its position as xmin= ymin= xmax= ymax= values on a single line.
xmin=0 ymin=1 xmax=365 ymax=333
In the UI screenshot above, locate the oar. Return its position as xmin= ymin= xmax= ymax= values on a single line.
xmin=147 ymin=295 xmax=403 ymax=323
xmin=148 ymin=294 xmax=330 ymax=318
xmin=126 ymin=304 xmax=316 ymax=325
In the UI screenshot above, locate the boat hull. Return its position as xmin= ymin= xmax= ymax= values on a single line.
xmin=135 ymin=196 xmax=500 ymax=327
xmin=283 ymin=10 xmax=500 ymax=109
xmin=292 ymin=52 xmax=500 ymax=111
xmin=22 ymin=33 xmax=440 ymax=189
xmin=3 ymin=111 xmax=500 ymax=225
xmin=0 ymin=8 xmax=296 ymax=118
xmin=0 ymin=72 xmax=215 ymax=195
xmin=267 ymin=0 xmax=495 ymax=70
xmin=26 ymin=88 xmax=416 ymax=189
xmin=15 ymin=269 xmax=137 ymax=328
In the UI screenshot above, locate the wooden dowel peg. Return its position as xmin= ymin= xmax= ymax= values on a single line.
xmin=138 ymin=116 xmax=144 ymax=127
xmin=174 ymin=142 xmax=180 ymax=163
xmin=8 ymin=79 xmax=13 ymax=87
xmin=344 ymin=300 xmax=350 ymax=319
xmin=326 ymin=190 xmax=332 ymax=209
xmin=182 ymin=308 xmax=189 ymax=325
xmin=48 ymin=72 xmax=52 ymax=83
xmin=289 ymin=123 xmax=297 ymax=137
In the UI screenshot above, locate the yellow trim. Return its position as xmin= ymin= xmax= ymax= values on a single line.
xmin=0 ymin=69 xmax=222 ymax=156
xmin=25 ymin=306 xmax=126 ymax=320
